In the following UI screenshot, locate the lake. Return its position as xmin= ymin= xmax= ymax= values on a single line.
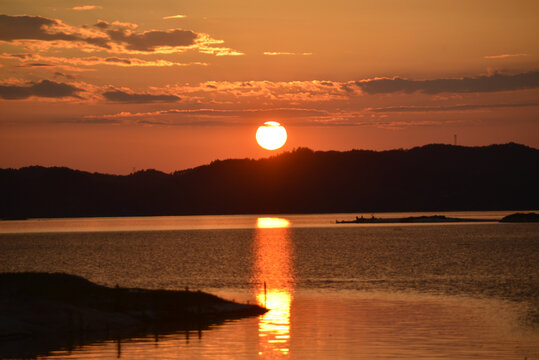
xmin=0 ymin=212 xmax=538 ymax=359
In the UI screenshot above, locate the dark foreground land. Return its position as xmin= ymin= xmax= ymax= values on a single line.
xmin=1 ymin=143 xmax=538 ymax=218
xmin=0 ymin=272 xmax=266 ymax=359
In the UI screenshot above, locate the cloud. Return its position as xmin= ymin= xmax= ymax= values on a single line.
xmin=161 ymin=76 xmax=536 ymax=105
xmin=167 ymin=80 xmax=352 ymax=102
xmin=484 ymin=53 xmax=529 ymax=59
xmin=163 ymin=15 xmax=186 ymax=20
xmin=0 ymin=14 xmax=240 ymax=55
xmin=17 ymin=62 xmax=52 ymax=67
xmin=0 ymin=14 xmax=110 ymax=48
xmin=83 ymin=107 xmax=334 ymax=126
xmin=93 ymin=20 xmax=109 ymax=29
xmin=106 ymin=28 xmax=197 ymax=51
xmin=137 ymin=119 xmax=229 ymax=126
xmin=51 ymin=117 xmax=121 ymax=124
xmin=0 ymin=80 xmax=82 ymax=99
xmin=111 ymin=21 xmax=138 ymax=29
xmin=355 ymin=71 xmax=539 ymax=94
xmin=72 ymin=5 xmax=103 ymax=11
xmin=264 ymin=52 xmax=295 ymax=56
xmin=159 ymin=108 xmax=328 ymax=118
xmin=54 ymin=71 xmax=75 ymax=80
xmin=368 ymin=103 xmax=539 ymax=112
xmin=102 ymin=90 xmax=180 ymax=103
xmin=95 ymin=20 xmax=138 ymax=30
xmin=81 ymin=107 xmax=338 ymax=127
xmin=263 ymin=52 xmax=312 ymax=56
xmin=0 ymin=14 xmax=62 ymax=41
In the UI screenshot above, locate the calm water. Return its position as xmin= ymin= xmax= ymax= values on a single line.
xmin=1 ymin=212 xmax=538 ymax=359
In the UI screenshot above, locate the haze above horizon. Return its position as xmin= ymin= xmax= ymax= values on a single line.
xmin=1 ymin=0 xmax=538 ymax=174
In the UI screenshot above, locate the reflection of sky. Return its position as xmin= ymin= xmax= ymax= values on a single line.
xmin=252 ymin=217 xmax=294 ymax=357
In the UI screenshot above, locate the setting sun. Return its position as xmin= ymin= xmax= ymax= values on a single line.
xmin=256 ymin=121 xmax=287 ymax=150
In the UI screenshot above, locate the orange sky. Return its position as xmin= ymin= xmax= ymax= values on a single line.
xmin=1 ymin=0 xmax=538 ymax=174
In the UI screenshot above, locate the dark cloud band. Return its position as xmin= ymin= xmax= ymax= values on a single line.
xmin=102 ymin=90 xmax=180 ymax=103
xmin=0 ymin=80 xmax=82 ymax=99
xmin=0 ymin=14 xmax=199 ymax=53
xmin=106 ymin=28 xmax=197 ymax=51
xmin=356 ymin=71 xmax=539 ymax=94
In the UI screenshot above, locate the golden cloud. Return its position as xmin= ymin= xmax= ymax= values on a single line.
xmin=72 ymin=5 xmax=103 ymax=11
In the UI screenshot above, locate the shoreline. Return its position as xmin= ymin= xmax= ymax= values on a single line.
xmin=0 ymin=272 xmax=267 ymax=358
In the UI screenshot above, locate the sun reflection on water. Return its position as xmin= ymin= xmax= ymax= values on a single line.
xmin=252 ymin=217 xmax=294 ymax=357
xmin=256 ymin=217 xmax=291 ymax=229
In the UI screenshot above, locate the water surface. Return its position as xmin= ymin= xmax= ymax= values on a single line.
xmin=0 ymin=212 xmax=538 ymax=359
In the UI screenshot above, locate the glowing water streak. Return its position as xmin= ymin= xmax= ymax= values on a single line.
xmin=252 ymin=217 xmax=294 ymax=356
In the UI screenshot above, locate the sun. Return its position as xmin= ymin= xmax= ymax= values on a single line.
xmin=256 ymin=121 xmax=287 ymax=150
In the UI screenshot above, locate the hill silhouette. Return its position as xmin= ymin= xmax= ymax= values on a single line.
xmin=1 ymin=143 xmax=538 ymax=219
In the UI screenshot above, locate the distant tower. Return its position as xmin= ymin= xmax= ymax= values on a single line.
xmin=454 ymin=134 xmax=457 ymax=146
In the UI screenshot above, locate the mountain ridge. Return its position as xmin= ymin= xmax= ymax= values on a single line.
xmin=1 ymin=143 xmax=538 ymax=218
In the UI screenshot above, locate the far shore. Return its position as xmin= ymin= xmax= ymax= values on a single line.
xmin=336 ymin=212 xmax=539 ymax=224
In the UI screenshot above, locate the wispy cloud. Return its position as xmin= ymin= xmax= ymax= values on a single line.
xmin=98 ymin=107 xmax=329 ymax=118
xmin=166 ymin=80 xmax=352 ymax=102
xmin=53 ymin=72 xmax=75 ymax=80
xmin=264 ymin=52 xmax=295 ymax=56
xmin=83 ymin=107 xmax=333 ymax=126
xmin=1 ymin=53 xmax=207 ymax=68
xmin=17 ymin=62 xmax=52 ymax=67
xmin=163 ymin=15 xmax=187 ymax=20
xmin=368 ymin=103 xmax=539 ymax=112
xmin=263 ymin=52 xmax=312 ymax=56
xmin=94 ymin=20 xmax=138 ymax=30
xmin=484 ymin=53 xmax=529 ymax=59
xmin=72 ymin=5 xmax=103 ymax=11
